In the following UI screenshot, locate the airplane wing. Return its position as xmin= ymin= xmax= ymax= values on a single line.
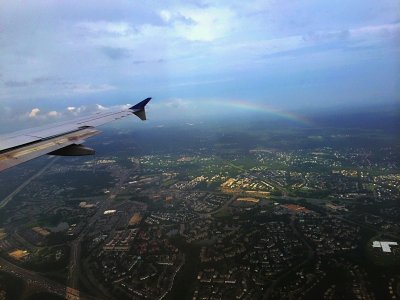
xmin=0 ymin=97 xmax=151 ymax=172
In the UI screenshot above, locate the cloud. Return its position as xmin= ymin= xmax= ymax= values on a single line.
xmin=302 ymin=24 xmax=400 ymax=44
xmin=160 ymin=6 xmax=236 ymax=42
xmin=169 ymin=77 xmax=234 ymax=87
xmin=77 ymin=21 xmax=133 ymax=35
xmin=66 ymin=106 xmax=86 ymax=116
xmin=48 ymin=110 xmax=60 ymax=117
xmin=96 ymin=104 xmax=107 ymax=111
xmin=68 ymin=83 xmax=116 ymax=94
xmin=64 ymin=103 xmax=131 ymax=117
xmin=28 ymin=108 xmax=40 ymax=118
xmin=100 ymin=46 xmax=131 ymax=60
xmin=0 ymin=0 xmax=399 ymax=123
xmin=350 ymin=23 xmax=400 ymax=40
xmin=302 ymin=30 xmax=350 ymax=43
xmin=159 ymin=10 xmax=172 ymax=22
xmin=76 ymin=5 xmax=235 ymax=52
xmin=4 ymin=80 xmax=30 ymax=88
xmin=164 ymin=98 xmax=191 ymax=109
xmin=210 ymin=22 xmax=400 ymax=67
xmin=27 ymin=108 xmax=61 ymax=120
xmin=2 ymin=77 xmax=53 ymax=88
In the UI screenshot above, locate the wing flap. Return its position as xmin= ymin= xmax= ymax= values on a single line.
xmin=0 ymin=128 xmax=100 ymax=172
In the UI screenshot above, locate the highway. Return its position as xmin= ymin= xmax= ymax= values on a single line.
xmin=0 ymin=157 xmax=58 ymax=209
xmin=0 ymin=256 xmax=66 ymax=298
xmin=68 ymin=240 xmax=81 ymax=290
xmin=0 ymin=256 xmax=97 ymax=300
xmin=0 ymin=157 xmax=134 ymax=299
xmin=67 ymin=163 xmax=139 ymax=295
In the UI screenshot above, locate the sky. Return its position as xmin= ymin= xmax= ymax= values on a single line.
xmin=0 ymin=0 xmax=399 ymax=129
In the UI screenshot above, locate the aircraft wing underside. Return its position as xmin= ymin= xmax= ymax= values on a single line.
xmin=0 ymin=97 xmax=151 ymax=172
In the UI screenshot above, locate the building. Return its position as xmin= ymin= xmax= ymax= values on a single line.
xmin=372 ymin=241 xmax=398 ymax=253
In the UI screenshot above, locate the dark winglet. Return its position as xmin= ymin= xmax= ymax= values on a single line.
xmin=130 ymin=97 xmax=151 ymax=120
xmin=130 ymin=97 xmax=151 ymax=110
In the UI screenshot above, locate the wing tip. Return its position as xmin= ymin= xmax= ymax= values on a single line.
xmin=130 ymin=97 xmax=152 ymax=110
xmin=130 ymin=97 xmax=151 ymax=121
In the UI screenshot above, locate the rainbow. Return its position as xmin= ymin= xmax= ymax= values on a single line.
xmin=204 ymin=99 xmax=313 ymax=126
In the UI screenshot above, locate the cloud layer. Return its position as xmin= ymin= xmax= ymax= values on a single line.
xmin=0 ymin=0 xmax=399 ymax=128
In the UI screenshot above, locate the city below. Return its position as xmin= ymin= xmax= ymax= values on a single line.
xmin=0 ymin=119 xmax=399 ymax=300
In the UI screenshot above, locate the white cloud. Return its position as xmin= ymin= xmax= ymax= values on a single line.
xmin=64 ymin=103 xmax=131 ymax=118
xmin=66 ymin=106 xmax=86 ymax=116
xmin=165 ymin=6 xmax=236 ymax=42
xmin=26 ymin=108 xmax=61 ymax=120
xmin=79 ymin=6 xmax=235 ymax=43
xmin=29 ymin=108 xmax=40 ymax=118
xmin=159 ymin=10 xmax=172 ymax=22
xmin=164 ymin=98 xmax=191 ymax=109
xmin=48 ymin=110 xmax=60 ymax=117
xmin=68 ymin=105 xmax=100 ymax=115
xmin=96 ymin=104 xmax=107 ymax=111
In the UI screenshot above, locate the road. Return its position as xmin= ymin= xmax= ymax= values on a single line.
xmin=0 ymin=159 xmax=142 ymax=299
xmin=68 ymin=240 xmax=81 ymax=290
xmin=0 ymin=158 xmax=58 ymax=209
xmin=0 ymin=256 xmax=97 ymax=300
xmin=0 ymin=257 xmax=66 ymax=297
xmin=160 ymin=255 xmax=185 ymax=300
xmin=0 ymin=256 xmax=94 ymax=300
xmin=67 ymin=164 xmax=138 ymax=293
